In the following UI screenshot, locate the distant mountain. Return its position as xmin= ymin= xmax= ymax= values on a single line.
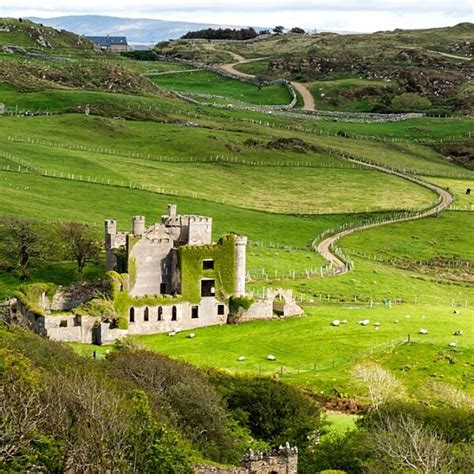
xmin=28 ymin=15 xmax=262 ymax=46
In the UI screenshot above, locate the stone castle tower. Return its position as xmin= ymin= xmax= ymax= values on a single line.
xmin=105 ymin=205 xmax=247 ymax=300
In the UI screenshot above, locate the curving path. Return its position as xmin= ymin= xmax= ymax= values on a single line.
xmin=316 ymin=158 xmax=454 ymax=275
xmin=200 ymin=41 xmax=454 ymax=277
xmin=203 ymin=42 xmax=316 ymax=110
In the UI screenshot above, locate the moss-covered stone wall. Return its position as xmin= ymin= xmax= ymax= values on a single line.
xmin=178 ymin=234 xmax=237 ymax=304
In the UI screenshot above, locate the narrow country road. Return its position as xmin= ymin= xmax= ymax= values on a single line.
xmin=290 ymin=81 xmax=315 ymax=111
xmin=316 ymin=158 xmax=454 ymax=274
xmin=203 ymin=42 xmax=316 ymax=110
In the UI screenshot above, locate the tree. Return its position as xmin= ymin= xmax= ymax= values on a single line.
xmin=367 ymin=413 xmax=457 ymax=473
xmin=0 ymin=349 xmax=48 ymax=465
xmin=352 ymin=363 xmax=406 ymax=410
xmin=290 ymin=27 xmax=306 ymax=34
xmin=58 ymin=222 xmax=101 ymax=277
xmin=273 ymin=26 xmax=285 ymax=35
xmin=220 ymin=377 xmax=322 ymax=448
xmin=0 ymin=216 xmax=46 ymax=280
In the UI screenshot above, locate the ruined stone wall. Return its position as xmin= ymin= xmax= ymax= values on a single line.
xmin=44 ymin=314 xmax=96 ymax=343
xmin=126 ymin=297 xmax=228 ymax=335
xmin=239 ymin=289 xmax=304 ymax=322
xmin=194 ymin=453 xmax=298 ymax=474
xmin=50 ymin=283 xmax=102 ymax=311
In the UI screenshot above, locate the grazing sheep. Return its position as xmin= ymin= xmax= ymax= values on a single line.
xmin=449 ymin=342 xmax=457 ymax=347
xmin=331 ymin=320 xmax=341 ymax=327
xmin=238 ymin=356 xmax=246 ymax=361
xmin=454 ymin=329 xmax=463 ymax=336
xmin=267 ymin=354 xmax=276 ymax=361
xmin=374 ymin=322 xmax=381 ymax=326
xmin=187 ymin=333 xmax=195 ymax=339
xmin=419 ymin=329 xmax=428 ymax=335
xmin=341 ymin=320 xmax=347 ymax=324
xmin=453 ymin=310 xmax=460 ymax=315
xmin=359 ymin=319 xmax=370 ymax=326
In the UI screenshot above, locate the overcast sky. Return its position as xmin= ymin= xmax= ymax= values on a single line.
xmin=1 ymin=1 xmax=472 ymax=32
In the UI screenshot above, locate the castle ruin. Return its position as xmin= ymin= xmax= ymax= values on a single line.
xmin=16 ymin=205 xmax=303 ymax=344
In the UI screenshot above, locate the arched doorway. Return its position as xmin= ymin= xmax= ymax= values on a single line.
xmin=129 ymin=307 xmax=135 ymax=322
xmin=272 ymin=294 xmax=286 ymax=316
xmin=157 ymin=306 xmax=163 ymax=321
xmin=144 ymin=307 xmax=149 ymax=322
xmin=171 ymin=306 xmax=177 ymax=321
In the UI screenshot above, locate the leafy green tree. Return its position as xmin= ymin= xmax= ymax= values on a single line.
xmin=0 ymin=216 xmax=47 ymax=280
xmin=58 ymin=221 xmax=102 ymax=278
xmin=290 ymin=27 xmax=306 ymax=34
xmin=215 ymin=375 xmax=322 ymax=447
xmin=126 ymin=390 xmax=193 ymax=473
xmin=273 ymin=26 xmax=285 ymax=34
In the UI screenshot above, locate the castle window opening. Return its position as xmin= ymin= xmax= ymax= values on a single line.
xmin=144 ymin=307 xmax=149 ymax=321
xmin=59 ymin=320 xmax=68 ymax=328
xmin=129 ymin=307 xmax=135 ymax=322
xmin=203 ymin=259 xmax=214 ymax=270
xmin=158 ymin=306 xmax=163 ymax=321
xmin=201 ymin=279 xmax=216 ymax=297
xmin=191 ymin=305 xmax=199 ymax=319
xmin=171 ymin=306 xmax=177 ymax=321
xmin=217 ymin=304 xmax=225 ymax=315
xmin=160 ymin=283 xmax=167 ymax=294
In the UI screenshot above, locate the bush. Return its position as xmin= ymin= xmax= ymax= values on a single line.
xmin=391 ymin=92 xmax=431 ymax=112
xmin=209 ymin=372 xmax=323 ymax=448
xmin=104 ymin=350 xmax=247 ymax=464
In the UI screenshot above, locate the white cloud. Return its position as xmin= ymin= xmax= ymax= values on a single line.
xmin=1 ymin=0 xmax=472 ymax=31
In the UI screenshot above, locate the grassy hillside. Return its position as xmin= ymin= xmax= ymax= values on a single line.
xmin=157 ymin=23 xmax=474 ymax=113
xmin=149 ymin=69 xmax=292 ymax=105
xmin=0 ymin=18 xmax=95 ymax=54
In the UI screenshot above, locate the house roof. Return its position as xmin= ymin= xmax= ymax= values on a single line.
xmin=86 ymin=36 xmax=128 ymax=47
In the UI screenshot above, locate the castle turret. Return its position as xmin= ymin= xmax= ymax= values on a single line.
xmin=132 ymin=216 xmax=145 ymax=235
xmin=105 ymin=219 xmax=117 ymax=236
xmin=234 ymin=236 xmax=248 ymax=297
xmin=168 ymin=204 xmax=177 ymax=217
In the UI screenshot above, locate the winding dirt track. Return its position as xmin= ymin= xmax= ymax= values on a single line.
xmin=202 ymin=42 xmax=454 ymax=276
xmin=204 ymin=42 xmax=316 ymax=110
xmin=316 ymin=158 xmax=454 ymax=274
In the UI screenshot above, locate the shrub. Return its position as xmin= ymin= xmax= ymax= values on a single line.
xmin=209 ymin=372 xmax=323 ymax=448
xmin=391 ymin=92 xmax=432 ymax=111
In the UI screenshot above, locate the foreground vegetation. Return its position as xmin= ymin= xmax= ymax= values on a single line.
xmin=2 ymin=325 xmax=473 ymax=472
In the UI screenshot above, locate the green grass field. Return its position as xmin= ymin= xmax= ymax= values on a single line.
xmin=149 ymin=69 xmax=292 ymax=105
xmin=76 ymin=304 xmax=473 ymax=400
xmin=340 ymin=211 xmax=473 ymax=263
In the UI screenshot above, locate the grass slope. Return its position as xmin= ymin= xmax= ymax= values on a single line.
xmin=99 ymin=304 xmax=474 ymax=400
xmin=149 ymin=69 xmax=292 ymax=105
